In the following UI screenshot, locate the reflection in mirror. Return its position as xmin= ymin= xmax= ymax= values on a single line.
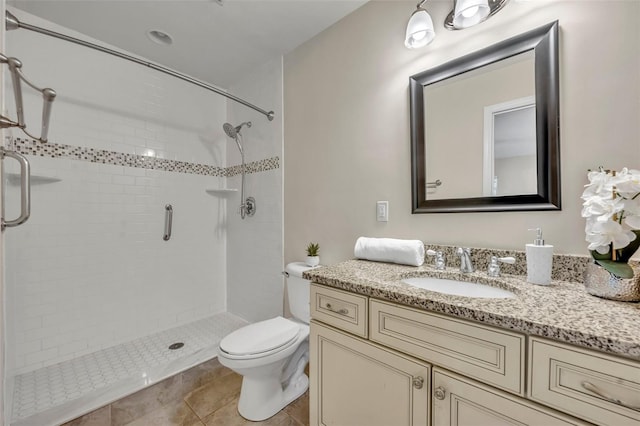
xmin=425 ymin=51 xmax=535 ymax=200
xmin=485 ymin=97 xmax=537 ymax=196
xmin=410 ymin=21 xmax=560 ymax=213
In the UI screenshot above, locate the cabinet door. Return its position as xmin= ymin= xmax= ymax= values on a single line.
xmin=310 ymin=320 xmax=430 ymax=426
xmin=432 ymin=368 xmax=587 ymax=426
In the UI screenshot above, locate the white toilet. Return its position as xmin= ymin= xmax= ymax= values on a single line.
xmin=217 ymin=262 xmax=313 ymax=421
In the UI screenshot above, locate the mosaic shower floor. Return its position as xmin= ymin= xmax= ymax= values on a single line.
xmin=10 ymin=312 xmax=248 ymax=425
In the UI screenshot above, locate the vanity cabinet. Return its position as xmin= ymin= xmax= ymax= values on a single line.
xmin=310 ymin=283 xmax=640 ymax=426
xmin=310 ymin=320 xmax=430 ymax=426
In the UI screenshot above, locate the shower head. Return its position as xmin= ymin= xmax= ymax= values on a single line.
xmin=223 ymin=121 xmax=252 ymax=139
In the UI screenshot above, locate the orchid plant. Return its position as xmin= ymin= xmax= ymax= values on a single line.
xmin=581 ymin=167 xmax=640 ymax=278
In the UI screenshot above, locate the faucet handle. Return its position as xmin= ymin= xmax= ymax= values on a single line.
xmin=426 ymin=249 xmax=446 ymax=270
xmin=488 ymin=256 xmax=516 ymax=277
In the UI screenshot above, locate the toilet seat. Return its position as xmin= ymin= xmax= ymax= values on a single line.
xmin=219 ymin=316 xmax=301 ymax=359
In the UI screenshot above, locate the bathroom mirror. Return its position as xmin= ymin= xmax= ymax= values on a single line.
xmin=410 ymin=21 xmax=560 ymax=213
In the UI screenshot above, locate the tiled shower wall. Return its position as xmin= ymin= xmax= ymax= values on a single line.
xmin=3 ymin=8 xmax=235 ymax=375
xmin=226 ymin=57 xmax=284 ymax=323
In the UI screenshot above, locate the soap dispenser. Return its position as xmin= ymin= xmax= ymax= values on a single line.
xmin=526 ymin=228 xmax=553 ymax=285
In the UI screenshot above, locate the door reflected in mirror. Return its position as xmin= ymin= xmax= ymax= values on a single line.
xmin=486 ymin=98 xmax=537 ymax=197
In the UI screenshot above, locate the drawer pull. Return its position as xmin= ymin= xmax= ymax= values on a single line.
xmin=581 ymin=381 xmax=640 ymax=411
xmin=434 ymin=386 xmax=446 ymax=400
xmin=413 ymin=376 xmax=424 ymax=390
xmin=325 ymin=303 xmax=348 ymax=316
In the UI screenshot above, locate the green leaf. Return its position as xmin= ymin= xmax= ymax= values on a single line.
xmin=306 ymin=242 xmax=319 ymax=257
xmin=594 ymin=260 xmax=635 ymax=279
xmin=617 ymin=230 xmax=640 ymax=263
xmin=590 ymin=249 xmax=611 ymax=261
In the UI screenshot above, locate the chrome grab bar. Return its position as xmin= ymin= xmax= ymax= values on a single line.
xmin=7 ymin=56 xmax=25 ymax=127
xmin=0 ymin=53 xmax=57 ymax=143
xmin=1 ymin=147 xmax=30 ymax=229
xmin=163 ymin=204 xmax=173 ymax=241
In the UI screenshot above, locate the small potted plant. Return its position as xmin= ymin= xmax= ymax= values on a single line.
xmin=306 ymin=242 xmax=320 ymax=267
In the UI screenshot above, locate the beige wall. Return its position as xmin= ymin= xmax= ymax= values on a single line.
xmin=284 ymin=1 xmax=640 ymax=265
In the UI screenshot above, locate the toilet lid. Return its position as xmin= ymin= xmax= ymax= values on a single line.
xmin=219 ymin=316 xmax=300 ymax=356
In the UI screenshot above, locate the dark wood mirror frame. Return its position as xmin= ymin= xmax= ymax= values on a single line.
xmin=410 ymin=21 xmax=560 ymax=213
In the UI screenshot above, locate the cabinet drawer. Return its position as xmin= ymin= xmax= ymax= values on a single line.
xmin=529 ymin=337 xmax=640 ymax=426
xmin=433 ymin=368 xmax=587 ymax=426
xmin=370 ymin=299 xmax=525 ymax=395
xmin=310 ymin=284 xmax=368 ymax=338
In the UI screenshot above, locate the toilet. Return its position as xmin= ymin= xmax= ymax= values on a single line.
xmin=217 ymin=262 xmax=313 ymax=421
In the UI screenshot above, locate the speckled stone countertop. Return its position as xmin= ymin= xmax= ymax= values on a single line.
xmin=303 ymin=259 xmax=640 ymax=361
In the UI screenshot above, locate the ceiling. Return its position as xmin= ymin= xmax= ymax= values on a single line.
xmin=8 ymin=0 xmax=368 ymax=88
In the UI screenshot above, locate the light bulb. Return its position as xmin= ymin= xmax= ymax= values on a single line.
xmin=405 ymin=8 xmax=436 ymax=49
xmin=453 ymin=0 xmax=489 ymax=29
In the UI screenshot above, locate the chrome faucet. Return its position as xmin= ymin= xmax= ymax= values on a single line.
xmin=456 ymin=247 xmax=474 ymax=273
xmin=487 ymin=256 xmax=516 ymax=277
xmin=426 ymin=249 xmax=446 ymax=270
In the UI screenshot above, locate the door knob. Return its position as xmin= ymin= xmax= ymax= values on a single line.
xmin=413 ymin=376 xmax=424 ymax=389
xmin=434 ymin=386 xmax=446 ymax=400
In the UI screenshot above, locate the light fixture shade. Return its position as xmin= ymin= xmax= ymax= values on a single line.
xmin=453 ymin=0 xmax=490 ymax=29
xmin=405 ymin=9 xmax=435 ymax=49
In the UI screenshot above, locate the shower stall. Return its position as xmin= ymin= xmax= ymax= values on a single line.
xmin=1 ymin=7 xmax=284 ymax=425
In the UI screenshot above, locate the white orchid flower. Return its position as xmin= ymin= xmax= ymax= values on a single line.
xmin=585 ymin=219 xmax=636 ymax=253
xmin=614 ymin=168 xmax=640 ymax=198
xmin=582 ymin=167 xmax=640 ymax=255
xmin=581 ymin=195 xmax=625 ymax=221
xmin=622 ymin=198 xmax=640 ymax=228
xmin=582 ymin=169 xmax=614 ymax=198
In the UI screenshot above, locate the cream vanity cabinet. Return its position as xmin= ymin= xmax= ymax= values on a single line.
xmin=310 ymin=283 xmax=639 ymax=426
xmin=309 ymin=285 xmax=431 ymax=426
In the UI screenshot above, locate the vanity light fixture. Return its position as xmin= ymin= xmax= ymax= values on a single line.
xmin=405 ymin=0 xmax=510 ymax=49
xmin=404 ymin=0 xmax=436 ymax=49
xmin=445 ymin=0 xmax=510 ymax=30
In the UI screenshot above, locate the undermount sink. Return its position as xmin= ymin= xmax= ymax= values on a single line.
xmin=402 ymin=277 xmax=515 ymax=299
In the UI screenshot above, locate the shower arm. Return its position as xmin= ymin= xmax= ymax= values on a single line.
xmin=5 ymin=11 xmax=274 ymax=122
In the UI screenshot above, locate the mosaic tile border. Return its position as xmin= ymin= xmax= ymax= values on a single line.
xmin=225 ymin=156 xmax=279 ymax=177
xmin=6 ymin=137 xmax=279 ymax=178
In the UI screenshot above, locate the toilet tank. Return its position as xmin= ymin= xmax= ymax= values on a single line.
xmin=285 ymin=262 xmax=313 ymax=324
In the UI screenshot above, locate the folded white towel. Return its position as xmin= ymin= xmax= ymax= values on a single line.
xmin=354 ymin=237 xmax=425 ymax=267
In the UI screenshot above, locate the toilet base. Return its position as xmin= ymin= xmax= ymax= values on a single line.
xmin=238 ymin=372 xmax=309 ymax=421
xmin=237 ymin=343 xmax=309 ymax=421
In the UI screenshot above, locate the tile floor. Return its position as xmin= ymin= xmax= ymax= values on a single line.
xmin=63 ymin=359 xmax=310 ymax=426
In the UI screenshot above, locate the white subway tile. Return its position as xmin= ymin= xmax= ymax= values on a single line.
xmin=16 ymin=341 xmax=42 ymax=356
xmin=25 ymin=348 xmax=59 ymax=366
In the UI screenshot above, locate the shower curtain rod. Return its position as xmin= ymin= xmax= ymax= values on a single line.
xmin=5 ymin=11 xmax=275 ymax=122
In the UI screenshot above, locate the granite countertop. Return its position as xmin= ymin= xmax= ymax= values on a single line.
xmin=303 ymin=259 xmax=640 ymax=361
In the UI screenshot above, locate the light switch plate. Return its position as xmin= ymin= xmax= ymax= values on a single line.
xmin=376 ymin=201 xmax=389 ymax=222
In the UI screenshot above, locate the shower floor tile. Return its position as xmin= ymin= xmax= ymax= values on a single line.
xmin=10 ymin=312 xmax=247 ymax=425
